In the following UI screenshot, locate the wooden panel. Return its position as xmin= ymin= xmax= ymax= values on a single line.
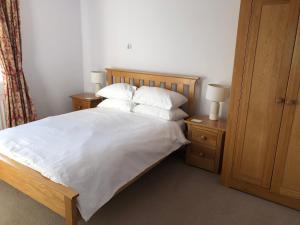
xmin=231 ymin=0 xmax=298 ymax=188
xmin=71 ymin=94 xmax=102 ymax=111
xmin=186 ymin=144 xmax=216 ymax=172
xmin=230 ymin=178 xmax=300 ymax=210
xmin=271 ymin=16 xmax=300 ymax=200
xmin=107 ymin=69 xmax=113 ymax=84
xmin=166 ymin=82 xmax=172 ymax=90
xmin=221 ymin=0 xmax=255 ymax=186
xmin=280 ymin=99 xmax=300 ymax=199
xmin=177 ymin=83 xmax=184 ymax=94
xmin=124 ymin=77 xmax=130 ymax=84
xmin=189 ymin=126 xmax=218 ymax=148
xmin=114 ymin=74 xmax=121 ymax=83
xmin=188 ymin=143 xmax=216 ymax=158
xmin=0 ymin=154 xmax=78 ymax=218
xmin=72 ymin=99 xmax=91 ymax=111
xmin=65 ymin=197 xmax=78 ymax=225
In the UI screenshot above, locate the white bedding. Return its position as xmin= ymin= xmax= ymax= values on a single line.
xmin=0 ymin=108 xmax=188 ymax=221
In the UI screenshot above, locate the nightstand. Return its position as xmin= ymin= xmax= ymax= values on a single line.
xmin=70 ymin=93 xmax=102 ymax=111
xmin=184 ymin=115 xmax=226 ymax=173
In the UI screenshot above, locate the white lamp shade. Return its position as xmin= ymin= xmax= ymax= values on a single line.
xmin=90 ymin=71 xmax=106 ymax=85
xmin=206 ymin=84 xmax=229 ymax=102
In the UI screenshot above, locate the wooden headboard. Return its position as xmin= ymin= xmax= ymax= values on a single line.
xmin=106 ymin=68 xmax=199 ymax=111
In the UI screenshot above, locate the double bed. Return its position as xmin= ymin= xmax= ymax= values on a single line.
xmin=0 ymin=69 xmax=199 ymax=225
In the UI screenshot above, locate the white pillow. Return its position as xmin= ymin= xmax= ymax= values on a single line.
xmin=132 ymin=86 xmax=187 ymax=110
xmin=96 ymin=83 xmax=137 ymax=101
xmin=97 ymin=99 xmax=134 ymax=112
xmin=133 ymin=104 xmax=188 ymax=121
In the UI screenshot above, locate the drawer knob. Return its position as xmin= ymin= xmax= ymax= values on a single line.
xmin=275 ymin=97 xmax=285 ymax=104
xmin=199 ymin=152 xmax=205 ymax=157
xmin=286 ymin=99 xmax=297 ymax=105
xmin=200 ymin=135 xmax=207 ymax=141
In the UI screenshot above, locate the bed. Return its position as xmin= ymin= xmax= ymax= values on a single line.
xmin=0 ymin=68 xmax=199 ymax=225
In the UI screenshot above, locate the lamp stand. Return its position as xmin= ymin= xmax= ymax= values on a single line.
xmin=94 ymin=83 xmax=101 ymax=95
xmin=209 ymin=101 xmax=220 ymax=121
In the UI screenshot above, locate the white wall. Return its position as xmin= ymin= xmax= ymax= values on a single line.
xmin=80 ymin=0 xmax=240 ymax=116
xmin=20 ymin=0 xmax=84 ymax=118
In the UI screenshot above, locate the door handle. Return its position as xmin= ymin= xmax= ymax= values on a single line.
xmin=285 ymin=99 xmax=297 ymax=105
xmin=275 ymin=97 xmax=285 ymax=104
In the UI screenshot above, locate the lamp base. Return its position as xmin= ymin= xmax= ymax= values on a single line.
xmin=209 ymin=101 xmax=220 ymax=121
xmin=94 ymin=83 xmax=101 ymax=95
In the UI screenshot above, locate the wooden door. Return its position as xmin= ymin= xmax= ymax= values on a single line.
xmin=230 ymin=0 xmax=300 ymax=188
xmin=271 ymin=15 xmax=300 ymax=199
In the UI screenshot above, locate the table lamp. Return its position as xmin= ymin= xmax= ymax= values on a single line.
xmin=90 ymin=71 xmax=106 ymax=94
xmin=206 ymin=84 xmax=229 ymax=120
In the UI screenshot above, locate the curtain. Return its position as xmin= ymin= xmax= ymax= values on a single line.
xmin=0 ymin=0 xmax=36 ymax=127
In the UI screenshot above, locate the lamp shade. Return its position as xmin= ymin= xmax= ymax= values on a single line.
xmin=206 ymin=84 xmax=229 ymax=102
xmin=90 ymin=71 xmax=106 ymax=85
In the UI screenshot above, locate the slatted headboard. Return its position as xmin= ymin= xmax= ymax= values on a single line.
xmin=106 ymin=68 xmax=199 ymax=111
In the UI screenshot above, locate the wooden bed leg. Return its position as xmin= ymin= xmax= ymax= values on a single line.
xmin=64 ymin=196 xmax=78 ymax=225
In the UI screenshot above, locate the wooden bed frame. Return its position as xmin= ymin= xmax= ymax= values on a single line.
xmin=0 ymin=68 xmax=199 ymax=225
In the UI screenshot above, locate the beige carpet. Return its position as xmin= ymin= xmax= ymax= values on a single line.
xmin=0 ymin=154 xmax=299 ymax=225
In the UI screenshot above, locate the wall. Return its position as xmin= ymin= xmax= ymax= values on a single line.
xmin=80 ymin=0 xmax=240 ymax=116
xmin=20 ymin=0 xmax=84 ymax=118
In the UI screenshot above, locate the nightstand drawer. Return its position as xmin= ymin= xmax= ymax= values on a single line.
xmin=187 ymin=143 xmax=216 ymax=159
xmin=186 ymin=144 xmax=216 ymax=172
xmin=189 ymin=127 xmax=218 ymax=147
xmin=72 ymin=99 xmax=90 ymax=111
xmin=71 ymin=93 xmax=102 ymax=111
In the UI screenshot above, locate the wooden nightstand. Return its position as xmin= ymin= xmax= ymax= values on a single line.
xmin=70 ymin=93 xmax=102 ymax=111
xmin=184 ymin=115 xmax=226 ymax=173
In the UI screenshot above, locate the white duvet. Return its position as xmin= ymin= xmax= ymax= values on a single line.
xmin=0 ymin=108 xmax=188 ymax=221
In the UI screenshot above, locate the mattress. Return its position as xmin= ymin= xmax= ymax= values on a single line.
xmin=0 ymin=108 xmax=188 ymax=220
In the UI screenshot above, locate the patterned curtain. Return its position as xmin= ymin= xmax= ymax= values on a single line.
xmin=0 ymin=0 xmax=36 ymax=127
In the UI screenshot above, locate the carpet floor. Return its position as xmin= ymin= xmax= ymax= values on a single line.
xmin=0 ymin=154 xmax=299 ymax=225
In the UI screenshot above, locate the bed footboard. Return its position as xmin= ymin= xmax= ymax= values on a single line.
xmin=0 ymin=153 xmax=79 ymax=225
